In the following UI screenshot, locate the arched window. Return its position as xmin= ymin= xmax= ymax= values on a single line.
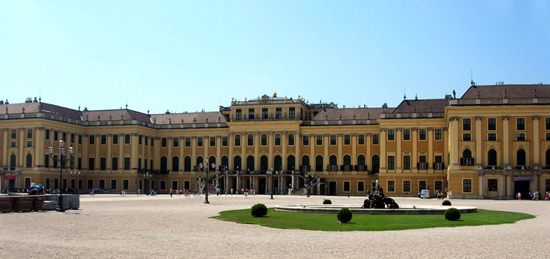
xmin=517 ymin=149 xmax=526 ymax=166
xmin=184 ymin=156 xmax=191 ymax=171
xmin=172 ymin=156 xmax=179 ymax=171
xmin=461 ymin=149 xmax=474 ymax=166
xmin=371 ymin=155 xmax=380 ymax=174
xmin=233 ymin=156 xmax=241 ymax=171
xmin=260 ymin=156 xmax=268 ymax=171
xmin=10 ymin=154 xmax=16 ymax=170
xmin=302 ymin=155 xmax=310 ymax=172
xmin=488 ymin=149 xmax=497 ymax=166
xmin=329 ymin=155 xmax=337 ymax=165
xmin=221 ymin=156 xmax=229 ymax=169
xmin=209 ymin=156 xmax=216 ymax=168
xmin=26 ymin=154 xmax=32 ymax=168
xmin=315 ymin=155 xmax=323 ymax=171
xmin=343 ymin=155 xmax=351 ymax=165
xmin=546 ymin=149 xmax=550 ymax=166
xmin=302 ymin=155 xmax=310 ymax=166
xmin=287 ymin=155 xmax=295 ymax=171
xmin=160 ymin=156 xmax=168 ymax=173
xmin=196 ymin=156 xmax=204 ymax=167
xmin=246 ymin=156 xmax=255 ymax=172
xmin=357 ymin=155 xmax=366 ymax=166
xmin=274 ymin=155 xmax=282 ymax=171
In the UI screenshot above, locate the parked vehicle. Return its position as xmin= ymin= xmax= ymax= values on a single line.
xmin=420 ymin=189 xmax=431 ymax=199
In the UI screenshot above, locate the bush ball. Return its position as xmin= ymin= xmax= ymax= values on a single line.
xmin=444 ymin=208 xmax=461 ymax=221
xmin=442 ymin=200 xmax=452 ymax=206
xmin=337 ymin=208 xmax=353 ymax=223
xmin=251 ymin=203 xmax=268 ymax=217
xmin=323 ymin=199 xmax=332 ymax=205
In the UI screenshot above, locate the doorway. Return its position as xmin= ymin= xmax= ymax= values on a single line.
xmin=329 ymin=181 xmax=337 ymax=195
xmin=514 ymin=180 xmax=530 ymax=199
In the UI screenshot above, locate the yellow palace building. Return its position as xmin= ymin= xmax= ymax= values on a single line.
xmin=1 ymin=83 xmax=549 ymax=199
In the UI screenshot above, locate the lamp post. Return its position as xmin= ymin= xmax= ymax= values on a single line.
xmin=70 ymin=169 xmax=81 ymax=194
xmin=267 ymin=168 xmax=274 ymax=199
xmin=48 ymin=140 xmax=74 ymax=212
xmin=143 ymin=172 xmax=152 ymax=195
xmin=199 ymin=159 xmax=215 ymax=204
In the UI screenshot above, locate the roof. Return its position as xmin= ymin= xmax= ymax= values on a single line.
xmin=151 ymin=111 xmax=226 ymax=124
xmin=312 ymin=107 xmax=394 ymax=121
xmin=81 ymin=109 xmax=151 ymax=123
xmin=461 ymin=84 xmax=550 ymax=99
xmin=393 ymin=99 xmax=447 ymax=114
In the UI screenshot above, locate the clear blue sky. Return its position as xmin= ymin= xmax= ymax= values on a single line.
xmin=1 ymin=1 xmax=549 ymax=114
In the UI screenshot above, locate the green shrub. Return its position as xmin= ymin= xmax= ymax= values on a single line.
xmin=337 ymin=208 xmax=353 ymax=223
xmin=323 ymin=199 xmax=332 ymax=205
xmin=442 ymin=200 xmax=452 ymax=206
xmin=251 ymin=203 xmax=268 ymax=217
xmin=444 ymin=208 xmax=461 ymax=221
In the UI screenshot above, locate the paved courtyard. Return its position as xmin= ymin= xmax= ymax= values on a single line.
xmin=0 ymin=194 xmax=548 ymax=258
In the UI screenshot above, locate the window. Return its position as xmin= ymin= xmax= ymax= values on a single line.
xmin=71 ymin=133 xmax=75 ymax=143
xmin=419 ymin=180 xmax=427 ymax=191
xmin=546 ymin=118 xmax=550 ymax=130
xmin=289 ymin=107 xmax=295 ymax=119
xmin=113 ymin=135 xmax=119 ymax=144
xmin=463 ymin=179 xmax=472 ymax=193
xmin=344 ymin=135 xmax=350 ymax=145
xmin=236 ymin=109 xmax=242 ymax=120
xmin=463 ymin=133 xmax=471 ymax=141
xmin=403 ymin=129 xmax=410 ymax=140
xmin=248 ymin=108 xmax=254 ymax=120
xmin=358 ymin=135 xmax=365 ymax=145
xmin=488 ymin=133 xmax=497 ymax=141
xmin=101 ymin=135 xmax=107 ymax=145
xmin=124 ymin=158 xmax=130 ymax=170
xmin=247 ymin=134 xmax=253 ymax=146
xmin=45 ymin=129 xmax=50 ymax=140
xmin=275 ymin=134 xmax=281 ymax=145
xmin=62 ymin=132 xmax=66 ymax=141
xmin=302 ymin=135 xmax=309 ymax=146
xmin=112 ymin=157 xmax=118 ymax=170
xmin=26 ymin=141 xmax=32 ymax=147
xmin=259 ymin=134 xmax=267 ymax=146
xmin=125 ymin=134 xmax=130 ymax=144
xmin=461 ymin=149 xmax=474 ymax=166
xmin=316 ymin=135 xmax=322 ymax=145
xmin=197 ymin=137 xmax=203 ymax=147
xmin=234 ymin=135 xmax=240 ymax=146
xmin=262 ymin=108 xmax=268 ymax=119
xmin=100 ymin=158 xmax=106 ymax=170
xmin=372 ymin=134 xmax=379 ymax=145
xmin=344 ymin=181 xmax=350 ymax=192
xmin=288 ymin=134 xmax=294 ymax=145
xmin=358 ymin=181 xmax=365 ymax=192
xmin=403 ymin=181 xmax=411 ymax=192
xmin=11 ymin=129 xmax=16 ymax=139
xmin=27 ymin=129 xmax=32 ymax=139
xmin=419 ymin=156 xmax=427 ymax=170
xmin=26 ymin=154 xmax=32 ymax=168
xmin=488 ymin=179 xmax=498 ymax=192
xmin=88 ymin=158 xmax=95 ymax=170
xmin=123 ymin=180 xmax=129 ymax=190
xmin=388 ymin=156 xmax=395 ymax=170
xmin=275 ymin=108 xmax=282 ymax=119
xmin=210 ymin=137 xmax=215 ymax=147
xmin=546 ymin=133 xmax=550 ymax=141
xmin=185 ymin=138 xmax=191 ymax=147
xmin=161 ymin=138 xmax=167 ymax=147
xmin=435 ymin=156 xmax=443 ymax=170
xmin=222 ymin=137 xmax=228 ymax=146
xmin=88 ymin=179 xmax=93 ymax=189
xmin=173 ymin=138 xmax=179 ymax=147
xmin=403 ymin=155 xmax=411 ymax=170
xmin=139 ymin=136 xmax=142 ymax=145
xmin=54 ymin=131 xmax=58 ymax=141
xmin=463 ymin=118 xmax=471 ymax=131
xmin=435 ymin=181 xmax=442 ymax=191
xmin=435 ymin=129 xmax=442 ymax=140
xmin=111 ymin=180 xmax=117 ymax=190
xmin=330 ymin=135 xmax=336 ymax=145
xmin=10 ymin=141 xmax=16 ymax=148
xmin=419 ymin=129 xmax=427 ymax=140
xmin=488 ymin=118 xmax=497 ymax=131
xmin=145 ymin=136 xmax=148 ymax=146
xmin=89 ymin=136 xmax=95 ymax=145
xmin=516 ymin=133 xmax=525 ymax=141
xmin=387 ymin=129 xmax=394 ymax=141
xmin=78 ymin=135 xmax=82 ymax=144
xmin=517 ymin=118 xmax=525 ymax=131
xmin=387 ymin=180 xmax=395 ymax=192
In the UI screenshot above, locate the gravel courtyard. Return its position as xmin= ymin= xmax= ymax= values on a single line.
xmin=0 ymin=194 xmax=548 ymax=258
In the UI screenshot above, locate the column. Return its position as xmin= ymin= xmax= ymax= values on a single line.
xmin=254 ymin=132 xmax=260 ymax=170
xmin=107 ymin=134 xmax=112 ymax=170
xmin=366 ymin=134 xmax=372 ymax=171
xmin=118 ymin=134 xmax=124 ymax=170
xmin=443 ymin=128 xmax=449 ymax=168
xmin=309 ymin=135 xmax=315 ymax=171
xmin=203 ymin=135 xmax=209 ymax=162
xmin=2 ymin=129 xmax=7 ymax=167
xmin=191 ymin=137 xmax=196 ymax=170
xmin=479 ymin=171 xmax=484 ymax=197
xmin=19 ymin=128 xmax=25 ymax=167
xmin=35 ymin=127 xmax=45 ymax=168
xmin=337 ymin=134 xmax=343 ymax=167
xmin=396 ymin=129 xmax=402 ymax=171
xmin=240 ymin=132 xmax=246 ymax=170
xmin=82 ymin=135 xmax=89 ymax=170
xmin=428 ymin=128 xmax=434 ymax=173
xmin=281 ymin=131 xmax=287 ymax=170
xmin=351 ymin=133 xmax=357 ymax=166
xmin=533 ymin=116 xmax=540 ymax=165
xmin=412 ymin=128 xmax=418 ymax=172
xmin=180 ymin=137 xmax=185 ymax=172
xmin=323 ymin=134 xmax=329 ymax=171
xmin=153 ymin=137 xmax=160 ymax=170
xmin=380 ymin=129 xmax=386 ymax=172
xmin=502 ymin=116 xmax=510 ymax=166
xmin=216 ymin=136 xmax=221 ymax=169
xmin=228 ymin=133 xmax=234 ymax=169
xmin=94 ymin=135 xmax=100 ymax=170
xmin=475 ymin=116 xmax=482 ymax=165
xmin=295 ymin=131 xmax=301 ymax=171
xmin=167 ymin=137 xmax=173 ymax=172
xmin=268 ymin=131 xmax=274 ymax=169
xmin=449 ymin=117 xmax=460 ymax=170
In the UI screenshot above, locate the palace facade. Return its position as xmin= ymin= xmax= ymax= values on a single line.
xmin=1 ymin=83 xmax=550 ymax=198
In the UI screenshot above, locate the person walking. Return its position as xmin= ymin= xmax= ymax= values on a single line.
xmin=170 ymin=188 xmax=173 ymax=198
xmin=137 ymin=188 xmax=141 ymax=196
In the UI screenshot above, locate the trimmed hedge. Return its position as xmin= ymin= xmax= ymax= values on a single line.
xmin=337 ymin=208 xmax=353 ymax=223
xmin=251 ymin=203 xmax=268 ymax=217
xmin=444 ymin=208 xmax=461 ymax=221
xmin=323 ymin=199 xmax=332 ymax=205
xmin=442 ymin=200 xmax=452 ymax=206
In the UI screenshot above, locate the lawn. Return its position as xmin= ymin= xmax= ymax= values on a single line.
xmin=213 ymin=208 xmax=535 ymax=231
